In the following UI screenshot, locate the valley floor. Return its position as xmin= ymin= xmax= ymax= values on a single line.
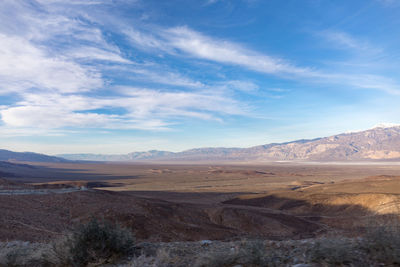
xmin=1 ymin=162 xmax=400 ymax=265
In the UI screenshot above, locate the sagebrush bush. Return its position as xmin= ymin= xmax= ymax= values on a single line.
xmin=194 ymin=240 xmax=283 ymax=267
xmin=72 ymin=218 xmax=135 ymax=265
xmin=127 ymin=248 xmax=173 ymax=267
xmin=3 ymin=246 xmax=29 ymax=267
xmin=239 ymin=240 xmax=283 ymax=266
xmin=194 ymin=250 xmax=239 ymax=267
xmin=308 ymin=237 xmax=358 ymax=265
xmin=0 ymin=242 xmax=49 ymax=267
xmin=47 ymin=218 xmax=135 ymax=266
xmin=363 ymin=223 xmax=400 ymax=264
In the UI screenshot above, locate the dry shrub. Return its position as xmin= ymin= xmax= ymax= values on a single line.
xmin=128 ymin=254 xmax=157 ymax=267
xmin=127 ymin=248 xmax=173 ymax=267
xmin=362 ymin=215 xmax=400 ymax=264
xmin=45 ymin=218 xmax=135 ymax=266
xmin=194 ymin=239 xmax=284 ymax=267
xmin=0 ymin=242 xmax=49 ymax=267
xmin=1 ymin=246 xmax=30 ymax=267
xmin=194 ymin=250 xmax=239 ymax=267
xmin=308 ymin=237 xmax=359 ymax=265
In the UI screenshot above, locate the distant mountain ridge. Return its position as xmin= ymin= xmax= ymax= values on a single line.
xmin=0 ymin=149 xmax=68 ymax=163
xmin=57 ymin=150 xmax=175 ymax=161
xmin=58 ymin=125 xmax=400 ymax=162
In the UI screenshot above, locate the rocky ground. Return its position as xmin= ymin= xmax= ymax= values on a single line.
xmin=1 ymin=235 xmax=398 ymax=266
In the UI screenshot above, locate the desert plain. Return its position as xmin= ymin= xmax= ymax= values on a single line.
xmin=2 ymin=161 xmax=400 ymax=243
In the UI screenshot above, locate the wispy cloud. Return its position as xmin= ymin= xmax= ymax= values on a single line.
xmin=0 ymin=0 xmax=253 ymax=134
xmin=67 ymin=46 xmax=131 ymax=63
xmin=0 ymin=33 xmax=103 ymax=94
xmin=204 ymin=0 xmax=219 ymax=5
xmin=124 ymin=25 xmax=400 ymax=94
xmin=1 ymin=0 xmax=400 ymax=145
xmin=36 ymin=0 xmax=108 ymax=5
xmin=124 ymin=26 xmax=315 ymax=77
xmin=315 ymin=30 xmax=400 ymax=94
xmin=321 ymin=30 xmax=382 ymax=54
xmin=120 ymin=67 xmax=205 ymax=88
xmin=376 ymin=0 xmax=400 ymax=6
xmin=164 ymin=26 xmax=315 ymax=76
xmin=0 ymin=88 xmax=246 ymax=131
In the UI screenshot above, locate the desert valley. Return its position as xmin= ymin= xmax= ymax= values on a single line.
xmin=2 ymin=126 xmax=400 ymax=265
xmin=2 ymin=0 xmax=400 ymax=265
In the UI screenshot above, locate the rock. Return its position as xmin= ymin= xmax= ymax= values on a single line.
xmin=200 ymin=240 xmax=212 ymax=246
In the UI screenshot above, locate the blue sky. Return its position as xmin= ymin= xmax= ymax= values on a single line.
xmin=1 ymin=0 xmax=400 ymax=154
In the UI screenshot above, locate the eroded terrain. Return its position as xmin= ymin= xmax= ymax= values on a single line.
xmin=1 ymin=161 xmax=400 ymax=242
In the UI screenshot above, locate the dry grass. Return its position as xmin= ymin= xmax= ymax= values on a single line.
xmin=0 ymin=241 xmax=49 ymax=267
xmin=361 ymin=215 xmax=400 ymax=264
xmin=4 ymin=230 xmax=400 ymax=267
xmin=193 ymin=240 xmax=285 ymax=267
xmin=307 ymin=237 xmax=360 ymax=265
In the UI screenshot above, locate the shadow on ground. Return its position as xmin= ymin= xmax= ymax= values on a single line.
xmin=0 ymin=161 xmax=138 ymax=182
xmin=0 ymin=188 xmax=395 ymax=243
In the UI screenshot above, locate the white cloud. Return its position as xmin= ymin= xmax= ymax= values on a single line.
xmin=0 ymin=33 xmax=103 ymax=94
xmin=1 ymin=106 xmax=118 ymax=128
xmin=36 ymin=0 xmax=107 ymax=5
xmin=124 ymin=26 xmax=314 ymax=77
xmin=164 ymin=26 xmax=314 ymax=76
xmin=321 ymin=31 xmax=382 ymax=54
xmin=0 ymin=88 xmax=246 ymax=131
xmin=123 ymin=28 xmax=172 ymax=53
xmin=124 ymin=26 xmax=400 ymax=94
xmin=68 ymin=46 xmax=131 ymax=63
xmin=1 ymin=0 xmax=400 ymax=143
xmin=341 ymin=74 xmax=400 ymax=95
xmin=115 ymin=87 xmax=246 ymax=119
xmin=323 ymin=31 xmax=361 ymax=49
xmin=0 ymin=1 xmax=255 ymax=134
xmin=121 ymin=67 xmax=205 ymax=88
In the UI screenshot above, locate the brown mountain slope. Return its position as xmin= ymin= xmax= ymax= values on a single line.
xmin=58 ymin=125 xmax=400 ymax=161
xmin=243 ymin=125 xmax=400 ymax=161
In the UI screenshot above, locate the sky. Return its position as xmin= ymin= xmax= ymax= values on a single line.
xmin=1 ymin=0 xmax=400 ymax=154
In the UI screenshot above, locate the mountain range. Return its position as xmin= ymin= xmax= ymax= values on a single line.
xmin=0 ymin=149 xmax=68 ymax=163
xmin=57 ymin=125 xmax=400 ymax=162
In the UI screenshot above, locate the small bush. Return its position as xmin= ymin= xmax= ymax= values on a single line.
xmin=308 ymin=237 xmax=358 ymax=265
xmin=3 ymin=246 xmax=29 ymax=267
xmin=194 ymin=250 xmax=239 ymax=267
xmin=129 ymin=254 xmax=157 ymax=267
xmin=362 ymin=223 xmax=400 ymax=264
xmin=239 ymin=240 xmax=283 ymax=266
xmin=194 ymin=240 xmax=284 ymax=267
xmin=47 ymin=218 xmax=135 ymax=266
xmin=0 ymin=242 xmax=49 ymax=267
